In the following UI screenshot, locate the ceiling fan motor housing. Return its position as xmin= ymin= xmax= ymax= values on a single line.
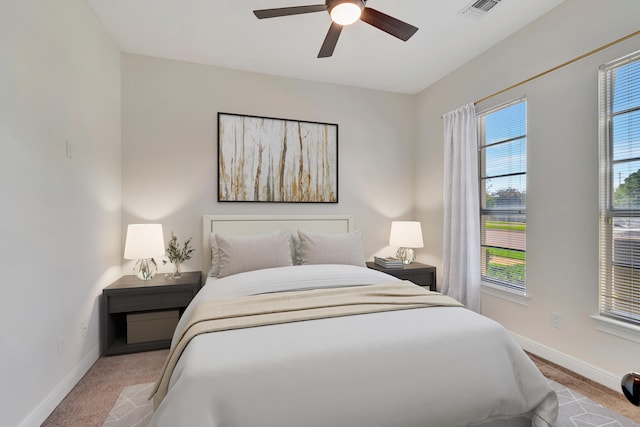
xmin=326 ymin=0 xmax=366 ymax=9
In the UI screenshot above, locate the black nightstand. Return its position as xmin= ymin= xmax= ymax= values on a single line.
xmin=366 ymin=261 xmax=436 ymax=291
xmin=101 ymin=271 xmax=202 ymax=356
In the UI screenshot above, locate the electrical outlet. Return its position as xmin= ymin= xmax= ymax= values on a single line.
xmin=80 ymin=321 xmax=88 ymax=337
xmin=58 ymin=336 xmax=64 ymax=355
xmin=551 ymin=312 xmax=563 ymax=329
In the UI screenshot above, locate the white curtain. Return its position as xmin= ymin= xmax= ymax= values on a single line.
xmin=441 ymin=103 xmax=481 ymax=312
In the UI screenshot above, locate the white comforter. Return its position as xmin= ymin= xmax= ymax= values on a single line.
xmin=150 ymin=265 xmax=558 ymax=427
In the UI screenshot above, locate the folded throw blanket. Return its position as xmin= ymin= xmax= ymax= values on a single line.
xmin=150 ymin=281 xmax=464 ymax=408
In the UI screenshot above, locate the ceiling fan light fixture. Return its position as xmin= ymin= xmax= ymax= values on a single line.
xmin=254 ymin=1 xmax=418 ymax=58
xmin=329 ymin=0 xmax=364 ymax=26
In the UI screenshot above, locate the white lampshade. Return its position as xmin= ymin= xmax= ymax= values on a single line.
xmin=329 ymin=0 xmax=364 ymax=25
xmin=389 ymin=221 xmax=424 ymax=249
xmin=124 ymin=224 xmax=165 ymax=259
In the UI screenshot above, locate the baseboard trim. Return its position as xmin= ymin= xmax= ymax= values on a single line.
xmin=18 ymin=344 xmax=100 ymax=427
xmin=511 ymin=331 xmax=621 ymax=392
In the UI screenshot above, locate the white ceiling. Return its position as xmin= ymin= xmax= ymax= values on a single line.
xmin=87 ymin=0 xmax=566 ymax=94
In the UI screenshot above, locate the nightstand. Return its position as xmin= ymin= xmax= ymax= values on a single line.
xmin=101 ymin=271 xmax=202 ymax=356
xmin=366 ymin=261 xmax=436 ymax=291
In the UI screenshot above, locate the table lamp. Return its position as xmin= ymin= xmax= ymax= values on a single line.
xmin=124 ymin=224 xmax=165 ymax=280
xmin=389 ymin=221 xmax=424 ymax=264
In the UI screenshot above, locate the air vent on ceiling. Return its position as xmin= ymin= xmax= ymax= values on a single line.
xmin=459 ymin=0 xmax=502 ymax=17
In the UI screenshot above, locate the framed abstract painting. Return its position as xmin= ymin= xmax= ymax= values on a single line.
xmin=218 ymin=112 xmax=338 ymax=203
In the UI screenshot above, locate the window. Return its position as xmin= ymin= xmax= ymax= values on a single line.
xmin=478 ymin=98 xmax=527 ymax=292
xmin=599 ymin=51 xmax=640 ymax=326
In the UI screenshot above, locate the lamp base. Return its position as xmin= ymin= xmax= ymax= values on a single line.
xmin=396 ymin=247 xmax=415 ymax=265
xmin=134 ymin=258 xmax=158 ymax=281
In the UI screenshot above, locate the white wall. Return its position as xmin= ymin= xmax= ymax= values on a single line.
xmin=121 ymin=54 xmax=418 ymax=275
xmin=0 ymin=1 xmax=121 ymax=426
xmin=416 ymin=0 xmax=640 ymax=389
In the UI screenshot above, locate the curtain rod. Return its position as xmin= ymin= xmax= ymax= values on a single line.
xmin=441 ymin=30 xmax=640 ymax=118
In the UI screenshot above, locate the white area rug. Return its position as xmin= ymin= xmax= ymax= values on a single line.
xmin=102 ymin=382 xmax=154 ymax=427
xmin=549 ymin=380 xmax=638 ymax=427
xmin=103 ymin=380 xmax=639 ymax=427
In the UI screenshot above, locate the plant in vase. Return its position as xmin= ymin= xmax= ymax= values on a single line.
xmin=163 ymin=232 xmax=194 ymax=279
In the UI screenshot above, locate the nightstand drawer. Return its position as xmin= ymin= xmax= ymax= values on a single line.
xmin=366 ymin=262 xmax=436 ymax=291
xmin=108 ymin=287 xmax=197 ymax=313
xmin=395 ymin=270 xmax=433 ymax=288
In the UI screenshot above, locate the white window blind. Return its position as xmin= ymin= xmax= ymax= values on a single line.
xmin=478 ymin=98 xmax=527 ymax=292
xmin=599 ymin=50 xmax=640 ymax=325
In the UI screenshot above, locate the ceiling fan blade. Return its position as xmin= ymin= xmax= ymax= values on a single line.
xmin=318 ymin=22 xmax=343 ymax=58
xmin=360 ymin=7 xmax=418 ymax=41
xmin=253 ymin=4 xmax=327 ymax=19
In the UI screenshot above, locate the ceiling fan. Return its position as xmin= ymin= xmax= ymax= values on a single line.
xmin=253 ymin=0 xmax=419 ymax=58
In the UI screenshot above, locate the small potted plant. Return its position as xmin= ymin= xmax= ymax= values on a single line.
xmin=163 ymin=232 xmax=194 ymax=278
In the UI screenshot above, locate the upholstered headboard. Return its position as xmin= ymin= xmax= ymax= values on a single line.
xmin=202 ymin=214 xmax=354 ymax=273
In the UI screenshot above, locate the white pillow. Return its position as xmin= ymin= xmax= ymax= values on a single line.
xmin=210 ymin=231 xmax=298 ymax=276
xmin=208 ymin=232 xmax=220 ymax=277
xmin=292 ymin=232 xmax=302 ymax=265
xmin=297 ymin=229 xmax=366 ymax=267
xmin=216 ymin=230 xmax=294 ymax=278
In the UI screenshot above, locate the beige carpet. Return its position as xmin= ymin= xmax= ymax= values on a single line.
xmin=42 ymin=349 xmax=169 ymax=427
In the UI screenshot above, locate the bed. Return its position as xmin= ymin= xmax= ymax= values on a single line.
xmin=148 ymin=215 xmax=558 ymax=427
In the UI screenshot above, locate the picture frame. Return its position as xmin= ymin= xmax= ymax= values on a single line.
xmin=218 ymin=112 xmax=338 ymax=203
